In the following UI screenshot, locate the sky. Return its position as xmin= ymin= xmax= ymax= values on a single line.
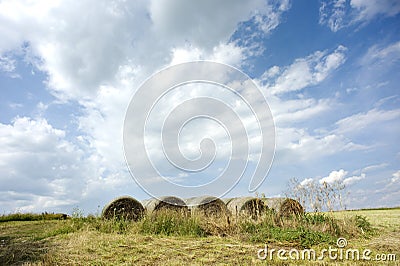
xmin=0 ymin=0 xmax=399 ymax=214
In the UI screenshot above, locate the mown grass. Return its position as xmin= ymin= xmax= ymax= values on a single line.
xmin=0 ymin=209 xmax=398 ymax=265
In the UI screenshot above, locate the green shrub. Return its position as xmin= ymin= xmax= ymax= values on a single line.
xmin=354 ymin=215 xmax=372 ymax=233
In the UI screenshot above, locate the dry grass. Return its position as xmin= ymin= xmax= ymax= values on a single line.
xmin=0 ymin=208 xmax=399 ymax=265
xmin=332 ymin=208 xmax=400 ymax=255
xmin=44 ymin=231 xmax=267 ymax=265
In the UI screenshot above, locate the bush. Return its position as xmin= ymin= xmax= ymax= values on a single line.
xmin=354 ymin=215 xmax=373 ymax=233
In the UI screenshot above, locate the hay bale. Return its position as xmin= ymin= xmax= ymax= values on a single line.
xmin=142 ymin=196 xmax=188 ymax=214
xmin=223 ymin=197 xmax=267 ymax=219
xmin=102 ymin=196 xmax=144 ymax=221
xmin=263 ymin=198 xmax=304 ymax=217
xmin=185 ymin=196 xmax=230 ymax=217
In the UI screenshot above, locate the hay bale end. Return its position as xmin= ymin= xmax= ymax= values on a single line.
xmin=142 ymin=196 xmax=188 ymax=215
xmin=102 ymin=196 xmax=144 ymax=221
xmin=224 ymin=197 xmax=267 ymax=219
xmin=186 ymin=196 xmax=230 ymax=217
xmin=263 ymin=197 xmax=304 ymax=217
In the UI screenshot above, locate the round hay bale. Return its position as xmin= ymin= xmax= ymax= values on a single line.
xmin=102 ymin=196 xmax=144 ymax=221
xmin=224 ymin=197 xmax=267 ymax=219
xmin=263 ymin=198 xmax=304 ymax=217
xmin=142 ymin=196 xmax=188 ymax=215
xmin=185 ymin=196 xmax=230 ymax=217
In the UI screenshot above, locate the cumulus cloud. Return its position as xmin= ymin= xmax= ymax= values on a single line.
xmin=318 ymin=169 xmax=365 ymax=186
xmin=300 ymin=178 xmax=313 ymax=186
xmin=320 ymin=169 xmax=347 ymax=184
xmin=0 ymin=0 xmax=291 ymax=167
xmin=149 ymin=0 xmax=269 ymax=50
xmin=0 ymin=117 xmax=86 ymax=211
xmin=0 ymin=116 xmax=143 ymax=213
xmin=343 ymin=173 xmax=366 ymax=186
xmin=297 ymin=169 xmax=365 ymax=187
xmin=0 ymin=0 xmax=290 ymax=101
xmin=263 ymin=45 xmax=347 ymax=95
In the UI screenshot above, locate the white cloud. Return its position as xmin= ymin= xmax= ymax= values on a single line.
xmin=0 ymin=117 xmax=87 ymax=211
xmin=361 ymin=41 xmax=400 ymax=66
xmin=320 ymin=0 xmax=400 ymax=32
xmin=273 ymin=98 xmax=332 ymax=125
xmin=0 ymin=54 xmax=20 ymax=78
xmin=343 ymin=173 xmax=365 ymax=186
xmin=149 ymin=0 xmax=268 ymax=50
xmin=391 ymin=170 xmax=400 ymax=183
xmin=350 ymin=0 xmax=400 ymax=22
xmin=252 ymin=0 xmax=291 ymax=34
xmin=320 ymin=169 xmax=348 ymax=184
xmin=319 ymin=0 xmax=348 ymax=32
xmin=169 ymin=43 xmax=246 ymax=67
xmin=0 ymin=0 xmax=290 ymax=101
xmin=0 ymin=116 xmax=143 ymax=213
xmin=300 ymin=178 xmax=313 ymax=186
xmin=264 ymin=45 xmax=347 ymax=95
xmin=0 ymin=54 xmax=16 ymax=72
xmin=275 ymin=127 xmax=367 ymax=163
xmin=298 ymin=169 xmax=365 ymax=187
xmin=362 ymin=163 xmax=389 ymax=173
xmin=9 ymin=102 xmax=23 ymax=109
xmin=335 ymin=108 xmax=400 ymax=134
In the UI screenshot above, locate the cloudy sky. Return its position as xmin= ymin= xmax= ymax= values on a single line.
xmin=0 ymin=0 xmax=399 ymax=214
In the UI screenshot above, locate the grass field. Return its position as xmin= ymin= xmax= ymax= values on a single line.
xmin=0 ymin=208 xmax=399 ymax=265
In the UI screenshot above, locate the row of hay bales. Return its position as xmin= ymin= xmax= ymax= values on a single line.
xmin=102 ymin=195 xmax=304 ymax=221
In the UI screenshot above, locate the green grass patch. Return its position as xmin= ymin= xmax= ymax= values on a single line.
xmin=138 ymin=211 xmax=206 ymax=237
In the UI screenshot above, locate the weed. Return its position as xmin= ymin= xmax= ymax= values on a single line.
xmin=354 ymin=215 xmax=373 ymax=233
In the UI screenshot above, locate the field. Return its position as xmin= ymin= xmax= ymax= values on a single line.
xmin=0 ymin=208 xmax=399 ymax=265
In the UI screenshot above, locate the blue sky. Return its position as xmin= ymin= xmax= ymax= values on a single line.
xmin=0 ymin=0 xmax=399 ymax=214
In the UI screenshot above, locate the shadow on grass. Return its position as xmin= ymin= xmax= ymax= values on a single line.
xmin=0 ymin=235 xmax=50 ymax=265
